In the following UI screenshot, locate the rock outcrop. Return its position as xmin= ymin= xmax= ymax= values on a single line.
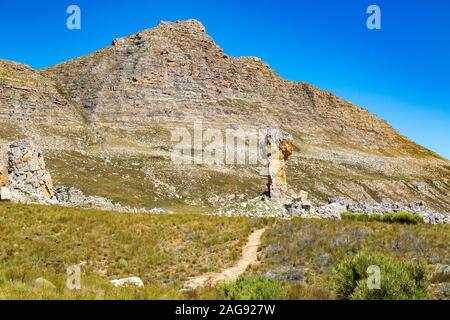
xmin=6 ymin=140 xmax=53 ymax=201
xmin=265 ymin=129 xmax=294 ymax=204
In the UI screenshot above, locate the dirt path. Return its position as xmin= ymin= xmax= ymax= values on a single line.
xmin=183 ymin=227 xmax=267 ymax=291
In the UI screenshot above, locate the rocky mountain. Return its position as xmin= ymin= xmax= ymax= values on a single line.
xmin=1 ymin=19 xmax=449 ymax=212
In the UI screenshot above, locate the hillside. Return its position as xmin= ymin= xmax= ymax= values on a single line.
xmin=0 ymin=19 xmax=449 ymax=211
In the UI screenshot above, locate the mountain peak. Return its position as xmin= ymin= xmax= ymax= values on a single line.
xmin=109 ymin=19 xmax=210 ymax=49
xmin=157 ymin=19 xmax=206 ymax=33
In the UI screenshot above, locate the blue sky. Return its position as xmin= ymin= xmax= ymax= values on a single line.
xmin=1 ymin=0 xmax=449 ymax=159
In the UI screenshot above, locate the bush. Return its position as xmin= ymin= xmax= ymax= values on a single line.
xmin=218 ymin=276 xmax=285 ymax=300
xmin=341 ymin=212 xmax=423 ymax=224
xmin=334 ymin=252 xmax=429 ymax=300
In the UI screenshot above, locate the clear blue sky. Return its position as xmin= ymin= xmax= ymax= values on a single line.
xmin=1 ymin=0 xmax=449 ymax=159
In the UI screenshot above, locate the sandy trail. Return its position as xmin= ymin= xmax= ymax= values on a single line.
xmin=183 ymin=227 xmax=267 ymax=291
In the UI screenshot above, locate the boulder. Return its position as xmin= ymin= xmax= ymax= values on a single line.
xmin=110 ymin=277 xmax=144 ymax=287
xmin=54 ymin=186 xmax=86 ymax=204
xmin=265 ymin=267 xmax=307 ymax=283
xmin=0 ymin=186 xmax=11 ymax=201
xmin=301 ymin=200 xmax=313 ymax=211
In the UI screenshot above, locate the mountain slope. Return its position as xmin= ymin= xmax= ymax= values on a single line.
xmin=42 ymin=20 xmax=438 ymax=158
xmin=0 ymin=60 xmax=98 ymax=148
xmin=1 ymin=19 xmax=449 ymax=211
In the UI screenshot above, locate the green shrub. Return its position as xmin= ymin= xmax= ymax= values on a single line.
xmin=334 ymin=252 xmax=429 ymax=300
xmin=118 ymin=258 xmax=128 ymax=269
xmin=341 ymin=212 xmax=423 ymax=224
xmin=341 ymin=212 xmax=370 ymax=222
xmin=218 ymin=276 xmax=285 ymax=300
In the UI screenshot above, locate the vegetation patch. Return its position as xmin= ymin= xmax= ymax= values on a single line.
xmin=218 ymin=276 xmax=285 ymax=300
xmin=334 ymin=252 xmax=429 ymax=300
xmin=341 ymin=212 xmax=424 ymax=224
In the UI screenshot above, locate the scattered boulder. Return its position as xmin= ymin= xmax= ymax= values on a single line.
xmin=265 ymin=129 xmax=294 ymax=204
xmin=326 ymin=197 xmax=449 ymax=224
xmin=298 ymin=190 xmax=309 ymax=202
xmin=34 ymin=277 xmax=57 ymax=290
xmin=148 ymin=207 xmax=166 ymax=214
xmin=110 ymin=277 xmax=144 ymax=287
xmin=265 ymin=267 xmax=307 ymax=283
xmin=54 ymin=186 xmax=86 ymax=204
xmin=215 ymin=191 xmax=449 ymax=224
xmin=315 ymin=203 xmax=347 ymax=219
xmin=54 ymin=186 xmax=170 ymax=214
xmin=328 ymin=196 xmax=353 ymax=207
xmin=0 ymin=186 xmax=11 ymax=201
xmin=212 ymin=195 xmax=290 ymax=219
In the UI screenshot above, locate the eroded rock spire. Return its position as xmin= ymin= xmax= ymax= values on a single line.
xmin=265 ymin=129 xmax=294 ymax=204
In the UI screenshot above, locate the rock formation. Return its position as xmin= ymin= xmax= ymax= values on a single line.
xmin=265 ymin=129 xmax=294 ymax=204
xmin=0 ymin=146 xmax=7 ymax=188
xmin=6 ymin=140 xmax=54 ymax=200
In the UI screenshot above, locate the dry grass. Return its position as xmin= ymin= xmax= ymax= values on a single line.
xmin=0 ymin=202 xmax=447 ymax=300
xmin=0 ymin=202 xmax=266 ymax=299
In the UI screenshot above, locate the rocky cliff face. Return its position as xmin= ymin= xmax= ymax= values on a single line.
xmin=1 ymin=19 xmax=449 ymax=211
xmin=41 ymin=20 xmax=436 ymax=157
xmin=0 ymin=60 xmax=98 ymax=149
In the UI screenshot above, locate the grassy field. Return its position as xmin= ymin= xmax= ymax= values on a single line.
xmin=0 ymin=202 xmax=265 ymax=299
xmin=0 ymin=202 xmax=448 ymax=299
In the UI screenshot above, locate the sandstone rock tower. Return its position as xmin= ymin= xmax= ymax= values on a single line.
xmin=0 ymin=146 xmax=7 ymax=188
xmin=7 ymin=140 xmax=54 ymax=200
xmin=265 ymin=129 xmax=294 ymax=204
